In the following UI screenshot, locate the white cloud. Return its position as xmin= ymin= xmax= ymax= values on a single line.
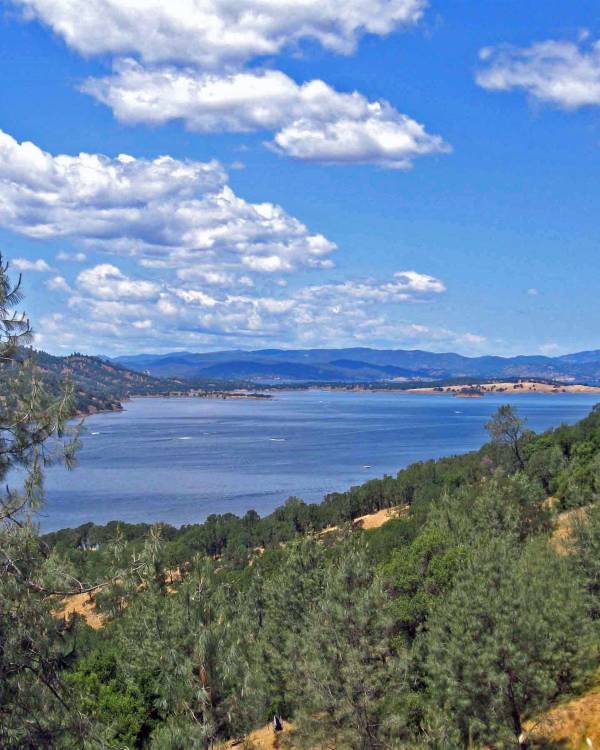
xmin=43 ymin=261 xmax=451 ymax=352
xmin=457 ymin=332 xmax=487 ymax=345
xmin=76 ymin=264 xmax=161 ymax=301
xmin=11 ymin=257 xmax=53 ymax=272
xmin=0 ymin=128 xmax=335 ymax=274
xmin=56 ymin=250 xmax=87 ymax=262
xmin=527 ymin=287 xmax=539 ymax=296
xmin=477 ymin=38 xmax=600 ymax=109
xmin=83 ymin=62 xmax=449 ymax=168
xmin=14 ymin=0 xmax=426 ymax=68
xmin=296 ymin=271 xmax=446 ymax=303
xmin=46 ymin=275 xmax=72 ymax=292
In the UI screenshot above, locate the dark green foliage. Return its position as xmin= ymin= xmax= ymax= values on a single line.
xmin=525 ymin=404 xmax=600 ymax=508
xmin=382 ymin=526 xmax=466 ymax=642
xmin=291 ymin=541 xmax=409 ymax=749
xmin=66 ymin=648 xmax=151 ymax=748
xmin=572 ymin=503 xmax=600 ymax=620
xmin=426 ymin=537 xmax=592 ymax=748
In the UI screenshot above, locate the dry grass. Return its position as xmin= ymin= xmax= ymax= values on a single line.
xmin=54 ymin=590 xmax=105 ymax=630
xmin=408 ymin=381 xmax=600 ymax=396
xmin=217 ymin=721 xmax=293 ymax=749
xmin=320 ymin=505 xmax=409 ymax=537
xmin=551 ymin=507 xmax=589 ymax=555
xmin=527 ymin=678 xmax=600 ymax=749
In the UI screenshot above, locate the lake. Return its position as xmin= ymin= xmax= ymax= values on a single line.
xmin=38 ymin=390 xmax=600 ymax=532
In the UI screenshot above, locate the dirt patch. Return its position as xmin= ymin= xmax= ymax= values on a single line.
xmin=527 ymin=682 xmax=600 ymax=749
xmin=319 ymin=505 xmax=409 ymax=537
xmin=218 ymin=721 xmax=293 ymax=749
xmin=353 ymin=505 xmax=409 ymax=530
xmin=551 ymin=507 xmax=589 ymax=555
xmin=54 ymin=590 xmax=105 ymax=630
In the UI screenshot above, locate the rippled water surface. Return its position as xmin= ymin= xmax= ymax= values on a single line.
xmin=39 ymin=390 xmax=600 ymax=531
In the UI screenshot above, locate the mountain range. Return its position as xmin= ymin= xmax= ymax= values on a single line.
xmin=113 ymin=347 xmax=600 ymax=384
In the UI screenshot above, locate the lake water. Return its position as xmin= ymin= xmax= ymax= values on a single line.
xmin=38 ymin=390 xmax=600 ymax=532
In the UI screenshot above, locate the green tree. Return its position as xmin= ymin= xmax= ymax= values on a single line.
xmin=426 ymin=536 xmax=590 ymax=749
xmin=571 ymin=502 xmax=600 ymax=620
xmin=381 ymin=526 xmax=466 ymax=642
xmin=291 ymin=541 xmax=410 ymax=749
xmin=257 ymin=538 xmax=328 ymax=719
xmin=0 ymin=256 xmax=92 ymax=748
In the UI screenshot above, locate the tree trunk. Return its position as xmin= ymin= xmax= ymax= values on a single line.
xmin=507 ymin=681 xmax=525 ymax=749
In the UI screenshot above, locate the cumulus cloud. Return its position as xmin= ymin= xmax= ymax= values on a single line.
xmin=11 ymin=257 xmax=53 ymax=272
xmin=477 ymin=38 xmax=600 ymax=109
xmin=76 ymin=264 xmax=161 ymax=301
xmin=14 ymin=0 xmax=426 ymax=68
xmin=296 ymin=271 xmax=446 ymax=304
xmin=83 ymin=62 xmax=449 ymax=168
xmin=37 ymin=259 xmax=452 ymax=352
xmin=0 ymin=128 xmax=335 ymax=274
xmin=13 ymin=2 xmax=450 ymax=169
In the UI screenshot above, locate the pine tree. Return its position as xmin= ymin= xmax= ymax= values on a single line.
xmin=425 ymin=535 xmax=591 ymax=749
xmin=290 ymin=541 xmax=410 ymax=749
xmin=0 ymin=255 xmax=89 ymax=748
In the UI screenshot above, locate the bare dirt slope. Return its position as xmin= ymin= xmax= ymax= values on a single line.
xmin=527 ymin=677 xmax=600 ymax=748
xmin=54 ymin=590 xmax=105 ymax=629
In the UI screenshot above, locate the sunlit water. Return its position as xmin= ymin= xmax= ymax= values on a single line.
xmin=36 ymin=390 xmax=600 ymax=531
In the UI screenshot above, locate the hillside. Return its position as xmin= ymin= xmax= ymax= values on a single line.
xmin=114 ymin=346 xmax=600 ymax=384
xmin=6 ymin=350 xmax=187 ymax=415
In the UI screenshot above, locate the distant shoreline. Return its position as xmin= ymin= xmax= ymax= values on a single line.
xmin=75 ymin=380 xmax=600 ymax=417
xmin=406 ymin=381 xmax=600 ymax=397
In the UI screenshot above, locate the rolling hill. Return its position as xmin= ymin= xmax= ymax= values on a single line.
xmin=114 ymin=347 xmax=600 ymax=384
xmin=5 ymin=350 xmax=187 ymax=415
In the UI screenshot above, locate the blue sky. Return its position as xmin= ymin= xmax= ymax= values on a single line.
xmin=0 ymin=0 xmax=599 ymax=357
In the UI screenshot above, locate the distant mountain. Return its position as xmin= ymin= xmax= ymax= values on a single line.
xmin=113 ymin=347 xmax=600 ymax=384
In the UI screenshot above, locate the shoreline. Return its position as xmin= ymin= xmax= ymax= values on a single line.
xmin=406 ymin=380 xmax=600 ymax=397
xmin=75 ymin=380 xmax=600 ymax=418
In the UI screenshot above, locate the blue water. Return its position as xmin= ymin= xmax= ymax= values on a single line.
xmin=37 ymin=390 xmax=600 ymax=532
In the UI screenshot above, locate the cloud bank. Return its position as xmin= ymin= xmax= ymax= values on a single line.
xmin=84 ymin=62 xmax=449 ymax=168
xmin=0 ymin=129 xmax=335 ymax=275
xmin=14 ymin=0 xmax=426 ymax=67
xmin=33 ymin=261 xmax=467 ymax=354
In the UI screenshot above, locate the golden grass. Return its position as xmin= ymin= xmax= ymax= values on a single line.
xmin=527 ymin=677 xmax=600 ymax=749
xmin=217 ymin=721 xmax=293 ymax=749
xmin=319 ymin=505 xmax=409 ymax=537
xmin=54 ymin=590 xmax=105 ymax=630
xmin=408 ymin=381 xmax=600 ymax=396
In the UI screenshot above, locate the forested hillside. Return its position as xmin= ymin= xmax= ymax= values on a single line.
xmin=32 ymin=401 xmax=600 ymax=749
xmin=4 ymin=256 xmax=600 ymax=750
xmin=0 ymin=348 xmax=187 ymax=415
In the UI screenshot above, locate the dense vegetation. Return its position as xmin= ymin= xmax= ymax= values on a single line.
xmin=4 ymin=256 xmax=600 ymax=749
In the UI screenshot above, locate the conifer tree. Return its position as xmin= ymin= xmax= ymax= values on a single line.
xmin=426 ymin=535 xmax=590 ymax=749
xmin=291 ymin=541 xmax=410 ymax=749
xmin=0 ymin=255 xmax=88 ymax=747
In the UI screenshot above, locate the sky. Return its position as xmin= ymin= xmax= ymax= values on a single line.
xmin=0 ymin=1 xmax=599 ymax=358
